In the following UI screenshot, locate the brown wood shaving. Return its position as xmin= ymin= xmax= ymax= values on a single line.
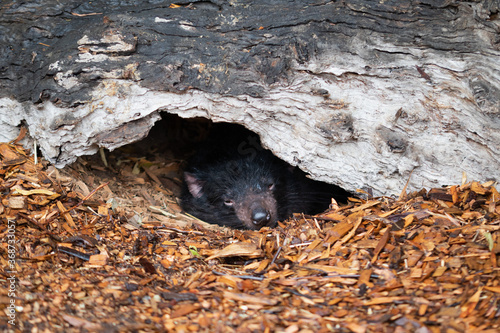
xmin=1 ymin=142 xmax=499 ymax=332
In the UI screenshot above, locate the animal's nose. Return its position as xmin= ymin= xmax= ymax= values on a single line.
xmin=251 ymin=207 xmax=271 ymax=227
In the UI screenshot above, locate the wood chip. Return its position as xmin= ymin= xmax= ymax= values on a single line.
xmin=3 ymin=141 xmax=499 ymax=331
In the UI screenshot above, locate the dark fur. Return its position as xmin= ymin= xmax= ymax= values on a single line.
xmin=180 ymin=124 xmax=348 ymax=230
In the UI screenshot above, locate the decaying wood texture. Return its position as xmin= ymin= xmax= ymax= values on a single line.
xmin=0 ymin=0 xmax=499 ymax=195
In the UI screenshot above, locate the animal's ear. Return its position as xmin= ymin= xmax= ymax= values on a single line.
xmin=184 ymin=172 xmax=205 ymax=198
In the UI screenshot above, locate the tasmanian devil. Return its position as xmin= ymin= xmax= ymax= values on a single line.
xmin=180 ymin=124 xmax=349 ymax=230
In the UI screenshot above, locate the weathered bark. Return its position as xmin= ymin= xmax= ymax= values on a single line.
xmin=1 ymin=0 xmax=499 ymax=195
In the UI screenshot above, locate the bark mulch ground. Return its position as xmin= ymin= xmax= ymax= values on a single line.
xmin=1 ymin=141 xmax=499 ymax=332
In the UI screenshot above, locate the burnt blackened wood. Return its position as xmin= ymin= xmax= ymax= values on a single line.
xmin=2 ymin=0 xmax=497 ymax=106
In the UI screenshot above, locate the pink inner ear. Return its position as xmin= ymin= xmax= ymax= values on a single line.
xmin=184 ymin=172 xmax=204 ymax=198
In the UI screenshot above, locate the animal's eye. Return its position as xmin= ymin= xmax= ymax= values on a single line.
xmin=268 ymin=183 xmax=275 ymax=190
xmin=224 ymin=199 xmax=234 ymax=207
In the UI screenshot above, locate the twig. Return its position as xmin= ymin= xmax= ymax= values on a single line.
xmin=270 ymin=246 xmax=282 ymax=266
xmin=211 ymin=270 xmax=265 ymax=281
xmin=19 ymin=213 xmax=62 ymax=242
xmin=46 ymin=182 xmax=110 ymax=224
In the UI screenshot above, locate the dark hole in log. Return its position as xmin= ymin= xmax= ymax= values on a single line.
xmin=76 ymin=113 xmax=350 ymax=228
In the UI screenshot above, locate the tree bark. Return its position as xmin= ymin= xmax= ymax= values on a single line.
xmin=1 ymin=0 xmax=499 ymax=195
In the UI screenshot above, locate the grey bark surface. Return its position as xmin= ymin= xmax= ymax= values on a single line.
xmin=1 ymin=0 xmax=499 ymax=195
